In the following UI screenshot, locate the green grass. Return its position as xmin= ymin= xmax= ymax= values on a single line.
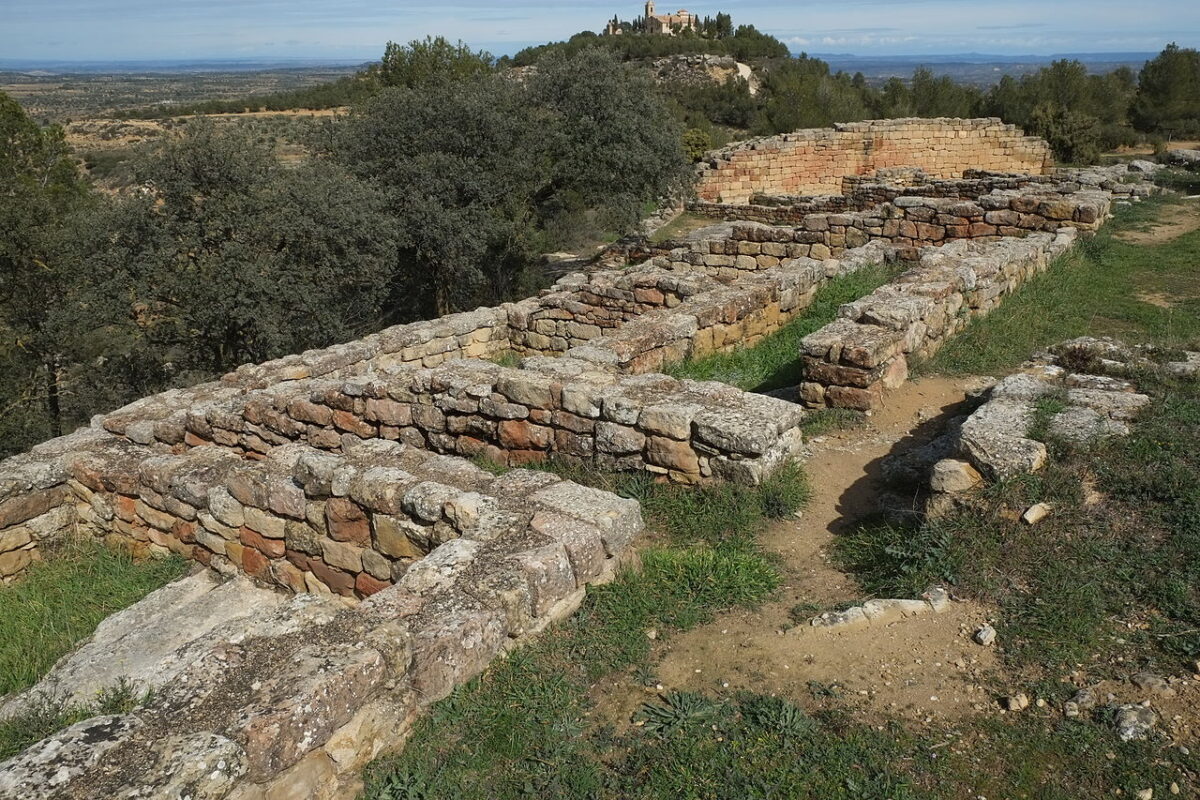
xmin=0 ymin=542 xmax=188 ymax=697
xmin=361 ymin=463 xmax=816 ymax=799
xmin=937 ymin=714 xmax=1199 ymax=800
xmin=1026 ymin=387 xmax=1070 ymax=441
xmin=668 ymin=263 xmax=903 ymax=392
xmin=648 ymin=212 xmax=716 ymax=245
xmin=0 ymin=679 xmax=147 ymax=761
xmin=836 ymin=369 xmax=1200 ymax=675
xmin=488 ymin=350 xmax=523 ymax=369
xmin=927 ymin=193 xmax=1200 ymax=376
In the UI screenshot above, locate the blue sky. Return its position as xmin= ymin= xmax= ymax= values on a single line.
xmin=1 ymin=0 xmax=1197 ymax=62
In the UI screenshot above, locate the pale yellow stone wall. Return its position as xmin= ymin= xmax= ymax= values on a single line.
xmin=696 ymin=118 xmax=1054 ymax=204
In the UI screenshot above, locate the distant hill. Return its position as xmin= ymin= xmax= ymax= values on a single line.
xmin=811 ymin=52 xmax=1157 ymax=87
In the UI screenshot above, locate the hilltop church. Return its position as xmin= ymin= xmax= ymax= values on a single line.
xmin=606 ymin=2 xmax=700 ymax=36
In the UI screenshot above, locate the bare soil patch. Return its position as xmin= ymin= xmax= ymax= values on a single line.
xmin=1116 ymin=198 xmax=1200 ymax=245
xmin=592 ymin=376 xmax=1009 ymax=730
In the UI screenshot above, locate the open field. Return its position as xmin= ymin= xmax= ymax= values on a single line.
xmin=0 ymin=66 xmax=359 ymax=121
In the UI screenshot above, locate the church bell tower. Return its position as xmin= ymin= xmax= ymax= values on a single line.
xmin=645 ymin=1 xmax=656 ymax=19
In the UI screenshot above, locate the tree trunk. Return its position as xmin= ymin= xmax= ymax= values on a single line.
xmin=45 ymin=357 xmax=63 ymax=438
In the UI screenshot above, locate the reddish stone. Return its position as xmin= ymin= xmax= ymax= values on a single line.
xmin=309 ymin=558 xmax=356 ymax=596
xmin=498 ymin=420 xmax=552 ymax=450
xmin=241 ymin=526 xmax=286 ymax=558
xmin=307 ymin=426 xmax=342 ymax=450
xmin=285 ymin=549 xmax=313 ymax=572
xmin=633 ymin=287 xmax=666 ymax=306
xmin=242 ymin=546 xmax=270 ymax=579
xmin=826 ymin=384 xmax=884 ymax=411
xmin=172 ymin=520 xmax=197 ymax=544
xmin=355 ymin=572 xmax=391 ymax=597
xmin=288 ymin=399 xmax=333 ymax=426
xmin=801 ymin=357 xmax=879 ymax=389
xmin=193 ymin=547 xmax=212 ymax=567
xmin=364 ymin=398 xmax=412 ymax=426
xmin=332 ymin=409 xmax=376 ymax=438
xmin=69 ymin=460 xmax=107 ymax=492
xmin=324 ymin=498 xmax=370 ymax=544
xmin=0 ymin=487 xmax=66 ymax=529
xmin=183 ymin=431 xmax=212 ymax=448
xmin=115 ymin=495 xmax=138 ymax=523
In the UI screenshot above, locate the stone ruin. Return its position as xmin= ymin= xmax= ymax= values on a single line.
xmin=0 ymin=118 xmax=1166 ymax=798
xmin=881 ymin=337 xmax=1199 ymax=515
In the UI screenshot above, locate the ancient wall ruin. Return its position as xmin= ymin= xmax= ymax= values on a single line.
xmin=0 ymin=120 xmax=1165 ymax=799
xmin=695 ymin=118 xmax=1054 ymax=203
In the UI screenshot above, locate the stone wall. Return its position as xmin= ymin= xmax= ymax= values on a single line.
xmin=67 ymin=433 xmax=646 ymax=601
xmin=671 ymin=184 xmax=1115 ymax=269
xmin=695 ymin=118 xmax=1054 ymax=203
xmin=798 ymin=231 xmax=1078 ymax=410
xmin=0 ymin=449 xmax=644 ymax=799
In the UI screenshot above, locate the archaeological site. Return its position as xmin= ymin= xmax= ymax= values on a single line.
xmin=0 ymin=115 xmax=1196 ymax=799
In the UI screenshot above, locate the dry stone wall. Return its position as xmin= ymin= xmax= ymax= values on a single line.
xmin=798 ymin=231 xmax=1077 ymax=410
xmin=695 ymin=118 xmax=1053 ymax=203
xmin=0 ymin=457 xmax=643 ymax=799
xmin=670 ymin=182 xmax=1119 ymax=269
xmin=793 ymin=162 xmax=1160 ymax=411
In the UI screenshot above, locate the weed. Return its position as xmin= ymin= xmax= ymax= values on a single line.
xmin=1027 ymin=388 xmax=1069 ymax=441
xmin=488 ymin=351 xmax=523 ymax=369
xmin=634 ymin=691 xmax=724 ymax=737
xmin=0 ymin=678 xmax=151 ymax=761
xmin=788 ymin=600 xmax=822 ymax=624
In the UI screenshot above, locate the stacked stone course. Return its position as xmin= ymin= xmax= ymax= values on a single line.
xmin=696 ymin=118 xmax=1053 ymax=203
xmin=669 ymin=184 xmax=1116 ymax=269
xmin=798 ymin=231 xmax=1078 ymax=410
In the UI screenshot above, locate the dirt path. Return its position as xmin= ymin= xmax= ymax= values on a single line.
xmin=593 ymin=376 xmax=1007 ymax=727
xmin=1116 ymin=197 xmax=1200 ymax=245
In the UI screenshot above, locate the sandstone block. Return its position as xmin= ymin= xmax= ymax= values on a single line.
xmin=930 ymin=459 xmax=983 ymax=493
xmin=644 ymin=436 xmax=701 ymax=475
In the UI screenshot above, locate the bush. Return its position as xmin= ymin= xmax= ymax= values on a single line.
xmin=682 ymin=127 xmax=713 ymax=161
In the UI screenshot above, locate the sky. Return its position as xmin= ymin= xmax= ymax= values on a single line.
xmin=1 ymin=0 xmax=1198 ymax=63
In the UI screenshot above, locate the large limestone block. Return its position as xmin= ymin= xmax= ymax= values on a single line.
xmin=0 ymin=572 xmax=292 ymax=720
xmin=959 ymin=401 xmax=1047 ymax=481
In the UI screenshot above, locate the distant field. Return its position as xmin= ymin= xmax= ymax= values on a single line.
xmin=815 ymin=52 xmax=1155 ymax=87
xmin=0 ymin=65 xmax=360 ymax=121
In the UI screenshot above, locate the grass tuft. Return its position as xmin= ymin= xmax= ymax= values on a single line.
xmin=0 ymin=679 xmax=149 ymax=761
